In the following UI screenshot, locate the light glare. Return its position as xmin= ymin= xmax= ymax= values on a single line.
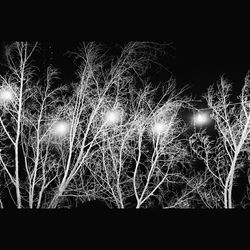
xmin=0 ymin=89 xmax=13 ymax=104
xmin=152 ymin=122 xmax=166 ymax=135
xmin=104 ymin=110 xmax=120 ymax=125
xmin=193 ymin=112 xmax=210 ymax=126
xmin=52 ymin=121 xmax=70 ymax=137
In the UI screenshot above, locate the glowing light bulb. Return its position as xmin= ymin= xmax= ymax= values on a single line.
xmin=0 ymin=89 xmax=13 ymax=104
xmin=152 ymin=122 xmax=166 ymax=135
xmin=52 ymin=121 xmax=70 ymax=137
xmin=104 ymin=110 xmax=120 ymax=125
xmin=193 ymin=112 xmax=210 ymax=126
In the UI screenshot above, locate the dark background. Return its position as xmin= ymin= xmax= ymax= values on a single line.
xmin=2 ymin=39 xmax=250 ymax=126
xmin=1 ymin=38 xmax=250 ymax=100
xmin=30 ymin=39 xmax=250 ymax=101
xmin=1 ymin=24 xmax=250 ymax=208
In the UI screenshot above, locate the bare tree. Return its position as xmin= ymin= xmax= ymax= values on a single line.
xmin=190 ymin=74 xmax=250 ymax=208
xmin=44 ymin=42 xmax=172 ymax=208
xmin=0 ymin=42 xmax=38 ymax=208
xmin=0 ymin=41 xmax=195 ymax=209
xmin=129 ymin=82 xmax=193 ymax=208
xmin=0 ymin=42 xmax=71 ymax=208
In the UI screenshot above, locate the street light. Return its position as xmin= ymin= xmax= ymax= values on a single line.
xmin=0 ymin=88 xmax=13 ymax=105
xmin=52 ymin=121 xmax=70 ymax=137
xmin=193 ymin=111 xmax=211 ymax=126
xmin=104 ymin=110 xmax=121 ymax=125
xmin=152 ymin=122 xmax=168 ymax=135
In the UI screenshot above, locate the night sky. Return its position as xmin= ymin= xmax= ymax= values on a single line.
xmin=1 ymin=39 xmax=250 ymax=106
xmin=31 ymin=39 xmax=249 ymax=136
xmin=35 ymin=40 xmax=250 ymax=102
xmin=177 ymin=39 xmax=250 ymax=100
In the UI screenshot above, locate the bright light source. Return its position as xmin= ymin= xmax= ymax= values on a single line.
xmin=0 ymin=89 xmax=13 ymax=104
xmin=52 ymin=121 xmax=70 ymax=137
xmin=152 ymin=122 xmax=166 ymax=135
xmin=104 ymin=110 xmax=120 ymax=125
xmin=193 ymin=112 xmax=210 ymax=126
